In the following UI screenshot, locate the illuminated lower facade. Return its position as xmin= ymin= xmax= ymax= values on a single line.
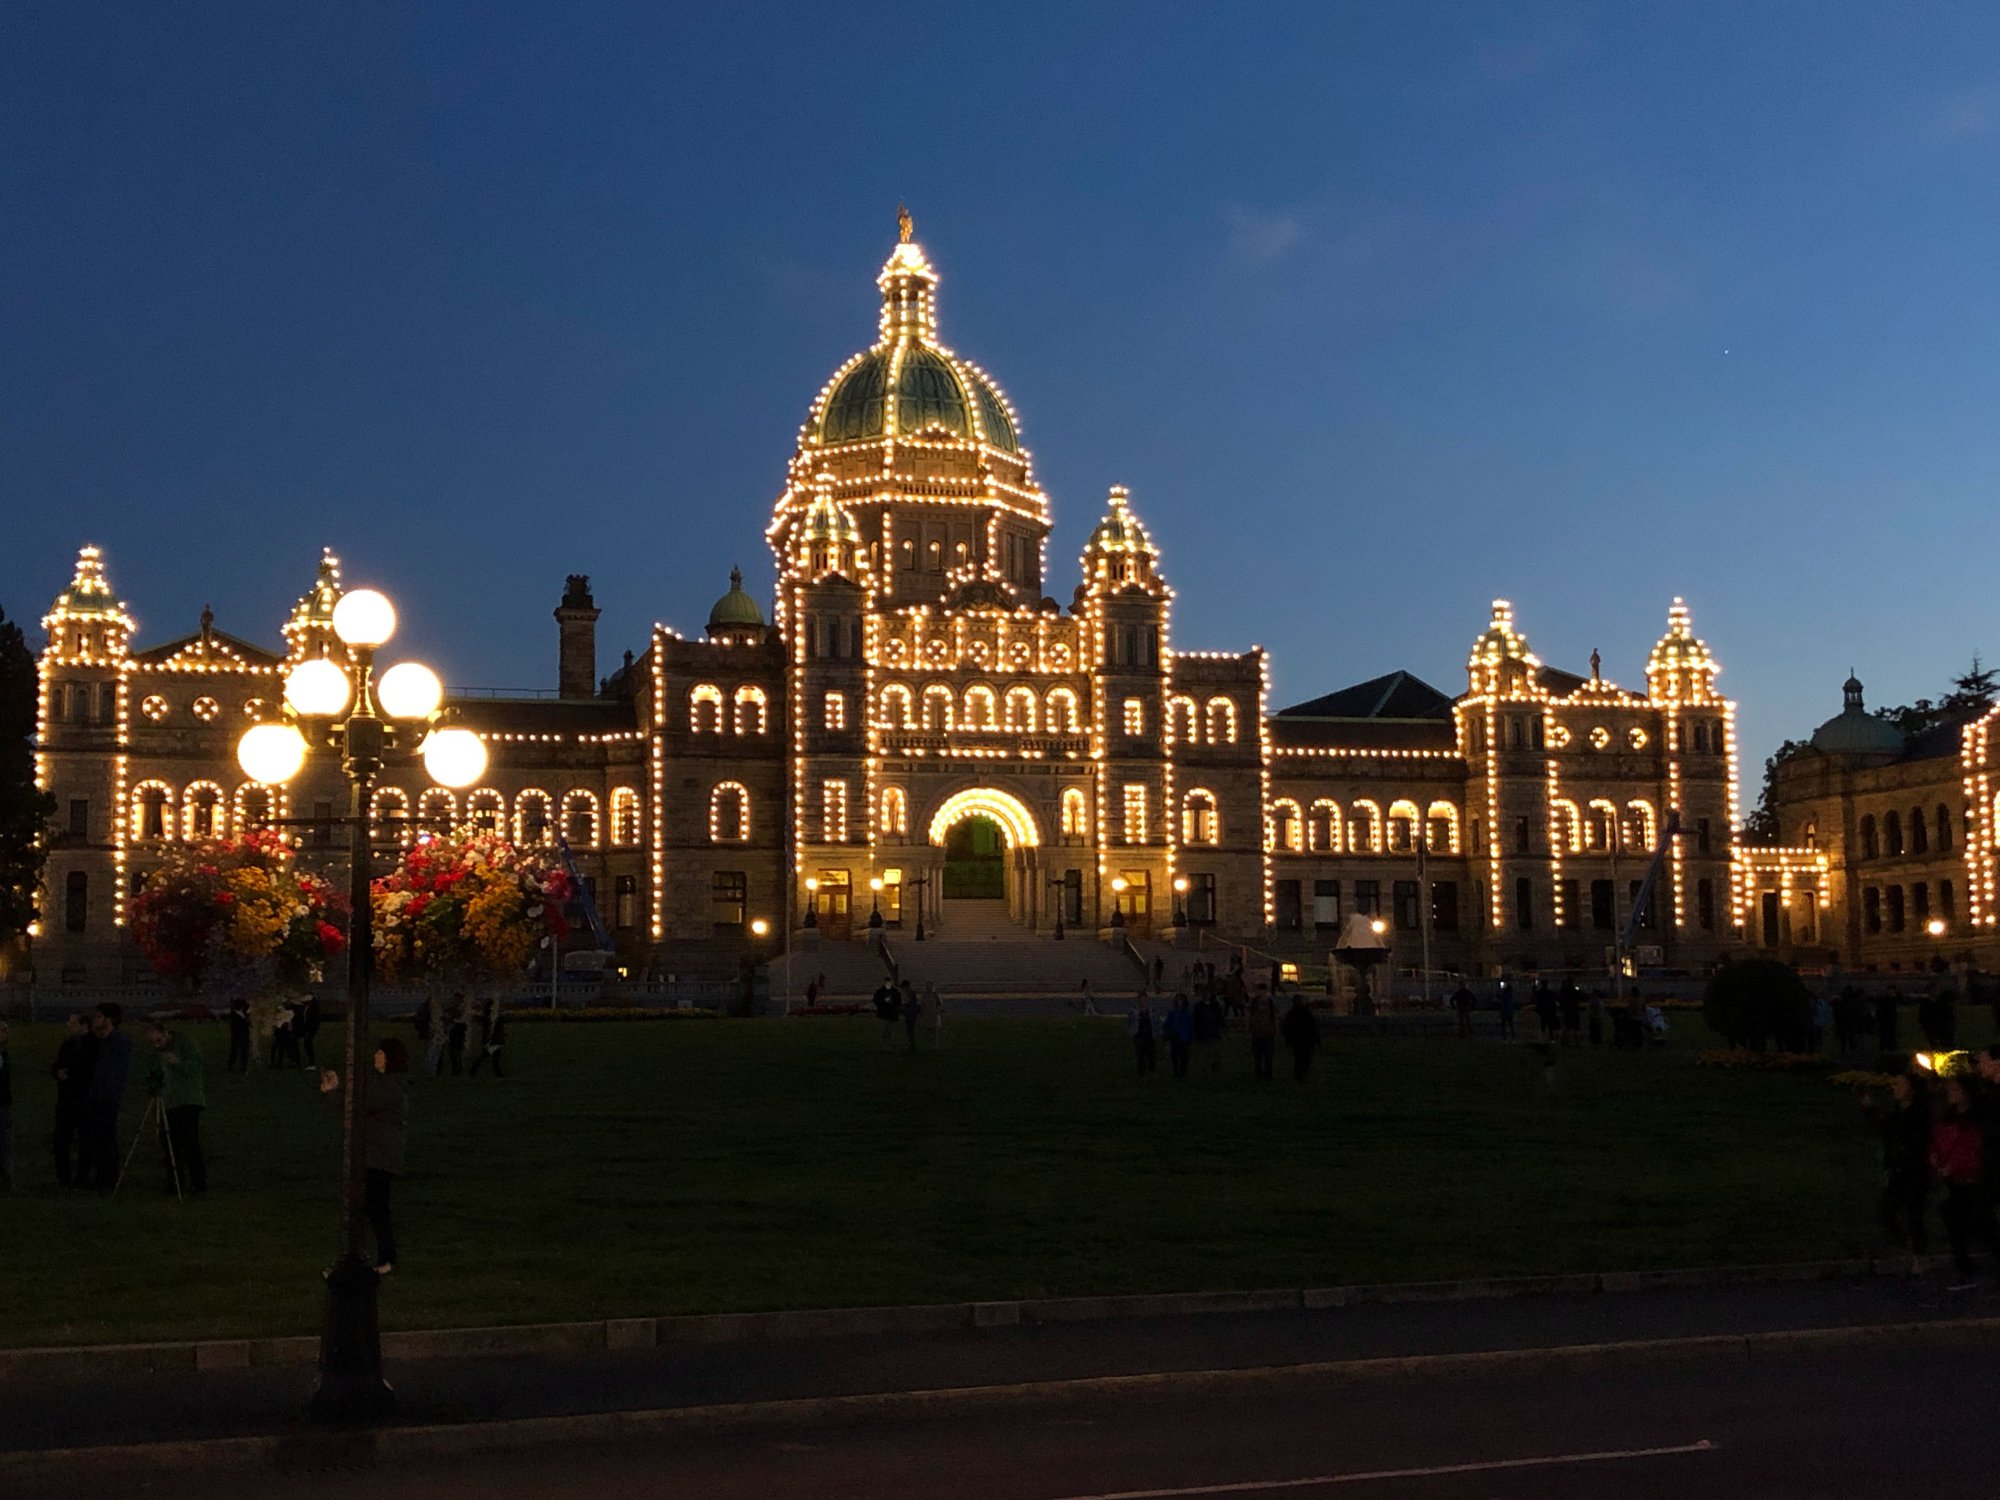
xmin=32 ymin=224 xmax=1745 ymax=983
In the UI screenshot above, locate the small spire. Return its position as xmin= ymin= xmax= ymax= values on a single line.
xmin=897 ymin=203 xmax=913 ymax=244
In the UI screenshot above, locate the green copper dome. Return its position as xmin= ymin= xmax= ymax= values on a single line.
xmin=707 ymin=568 xmax=765 ymax=632
xmin=815 ymin=346 xmax=1021 ymax=454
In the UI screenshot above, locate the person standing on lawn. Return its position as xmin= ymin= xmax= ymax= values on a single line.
xmin=1867 ymin=1068 xmax=1932 ymax=1266
xmin=467 ymin=997 xmax=507 ymax=1077
xmin=295 ymin=993 xmax=321 ymax=1068
xmin=921 ymin=981 xmax=943 ymax=1049
xmin=1164 ymin=995 xmax=1194 ymax=1079
xmin=1930 ymin=1078 xmax=1995 ymax=1288
xmin=1496 ymin=972 xmax=1517 ymax=1041
xmin=144 ymin=1020 xmax=207 ymax=1195
xmin=901 ymin=980 xmax=920 ymax=1053
xmin=320 ymin=1038 xmax=411 ymax=1275
xmin=412 ymin=992 xmax=441 ymax=1076
xmin=84 ymin=1002 xmax=132 ymax=1191
xmin=1451 ymin=982 xmax=1476 ymax=1039
xmin=1126 ymin=994 xmax=1157 ymax=1077
xmin=1281 ymin=994 xmax=1321 ymax=1082
xmin=1247 ymin=986 xmax=1278 ymax=1081
xmin=1532 ymin=980 xmax=1558 ymax=1043
xmin=52 ymin=1011 xmax=97 ymax=1187
xmin=873 ymin=981 xmax=899 ymax=1047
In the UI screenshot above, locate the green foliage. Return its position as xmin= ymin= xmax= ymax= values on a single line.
xmin=1703 ymin=958 xmax=1814 ymax=1052
xmin=1741 ymin=738 xmax=1806 ymax=846
xmin=0 ymin=607 xmax=56 ymax=944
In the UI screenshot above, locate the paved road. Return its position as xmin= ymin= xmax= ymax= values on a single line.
xmin=87 ymin=1335 xmax=2000 ymax=1499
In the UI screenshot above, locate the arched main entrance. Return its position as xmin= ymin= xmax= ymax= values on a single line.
xmin=925 ymin=788 xmax=1043 ymax=931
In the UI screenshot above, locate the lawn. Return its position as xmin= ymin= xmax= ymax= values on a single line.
xmin=0 ymin=1010 xmax=1970 ymax=1348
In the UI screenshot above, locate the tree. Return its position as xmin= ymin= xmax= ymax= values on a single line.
xmin=1703 ymin=958 xmax=1814 ymax=1052
xmin=1740 ymin=738 xmax=1806 ymax=847
xmin=1941 ymin=655 xmax=1998 ymax=721
xmin=0 ymin=606 xmax=56 ymax=945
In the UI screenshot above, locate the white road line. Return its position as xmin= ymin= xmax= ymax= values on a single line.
xmin=1043 ymin=1439 xmax=1717 ymax=1500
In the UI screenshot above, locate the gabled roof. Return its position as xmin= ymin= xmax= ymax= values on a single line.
xmin=133 ymin=630 xmax=282 ymax=669
xmin=1276 ymin=670 xmax=1454 ymax=723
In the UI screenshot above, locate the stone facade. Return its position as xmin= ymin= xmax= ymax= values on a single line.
xmin=30 ymin=229 xmax=1747 ymax=985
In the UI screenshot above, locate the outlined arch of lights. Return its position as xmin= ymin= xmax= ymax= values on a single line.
xmin=926 ymin=787 xmax=1041 ymax=849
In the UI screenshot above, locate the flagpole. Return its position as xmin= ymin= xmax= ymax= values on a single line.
xmin=1419 ymin=833 xmax=1432 ymax=1008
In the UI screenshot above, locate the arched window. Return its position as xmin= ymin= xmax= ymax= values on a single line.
xmin=733 ymin=685 xmax=768 ymax=735
xmin=1269 ymin=798 xmax=1303 ymax=853
xmin=880 ymin=683 xmax=914 ymax=729
xmin=921 ymin=684 xmax=955 ymax=731
xmin=1168 ymin=696 xmax=1199 ymax=744
xmin=1937 ymin=805 xmax=1953 ymax=853
xmin=1182 ymin=789 xmax=1220 ymax=846
xmin=182 ymin=780 xmax=225 ymax=841
xmin=1859 ymin=813 xmax=1878 ymax=860
xmin=880 ymin=786 xmax=909 ymax=837
xmin=369 ymin=786 xmax=411 ymax=846
xmin=689 ymin=684 xmax=723 ymax=733
xmin=1550 ymin=800 xmax=1581 ymax=853
xmin=1801 ymin=818 xmax=1817 ymax=850
xmin=609 ymin=787 xmax=641 ymax=846
xmin=1351 ymin=799 xmax=1383 ymax=854
xmin=1426 ymin=801 xmax=1461 ymax=854
xmin=233 ymin=784 xmax=280 ymax=834
xmin=709 ymin=781 xmax=751 ymax=843
xmin=467 ymin=789 xmax=505 ymax=833
xmin=515 ymin=789 xmax=553 ymax=846
xmin=417 ymin=787 xmax=457 ymax=834
xmin=1205 ymin=696 xmax=1238 ymax=744
xmin=1046 ymin=686 xmax=1080 ymax=733
xmin=561 ymin=789 xmax=601 ymax=847
xmin=1309 ymin=799 xmax=1342 ymax=852
xmin=1909 ymin=806 xmax=1928 ymax=855
xmin=1624 ymin=800 xmax=1658 ymax=851
xmin=824 ymin=692 xmax=847 ymax=731
xmin=963 ymin=684 xmax=997 ymax=730
xmin=1003 ymin=686 xmax=1038 ymax=733
xmin=1884 ymin=810 xmax=1904 ymax=857
xmin=1584 ymin=804 xmax=1616 ymax=852
xmin=131 ymin=781 xmax=175 ymax=842
xmin=1061 ymin=787 xmax=1088 ymax=838
xmin=1386 ymin=799 xmax=1420 ymax=853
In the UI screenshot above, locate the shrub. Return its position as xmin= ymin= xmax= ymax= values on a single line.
xmin=1702 ymin=959 xmax=1814 ymax=1052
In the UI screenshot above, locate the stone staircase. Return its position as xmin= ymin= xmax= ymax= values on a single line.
xmin=782 ymin=931 xmax=891 ymax=1004
xmin=885 ymin=899 xmax=1146 ymax=997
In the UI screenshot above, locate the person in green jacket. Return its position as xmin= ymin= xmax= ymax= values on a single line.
xmin=144 ymin=1021 xmax=207 ymax=1196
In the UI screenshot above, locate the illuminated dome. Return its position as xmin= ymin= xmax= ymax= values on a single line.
xmin=1645 ymin=598 xmax=1720 ymax=703
xmin=1086 ymin=486 xmax=1156 ymax=556
xmin=707 ymin=567 xmax=765 ymax=632
xmin=282 ymin=548 xmax=344 ymax=660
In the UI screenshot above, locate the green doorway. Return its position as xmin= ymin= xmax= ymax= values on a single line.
xmin=942 ymin=815 xmax=1006 ymax=898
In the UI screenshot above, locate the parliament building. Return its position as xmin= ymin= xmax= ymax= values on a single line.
xmin=33 ymin=224 xmax=1750 ymax=985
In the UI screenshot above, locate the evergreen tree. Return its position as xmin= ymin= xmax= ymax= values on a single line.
xmin=1941 ymin=655 xmax=1998 ymax=719
xmin=1741 ymin=738 xmax=1806 ymax=846
xmin=0 ymin=606 xmax=56 ymax=944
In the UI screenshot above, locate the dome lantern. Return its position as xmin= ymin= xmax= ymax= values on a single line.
xmin=1467 ymin=599 xmax=1541 ymax=698
xmin=1808 ymin=672 xmax=1904 ymax=758
xmin=1082 ymin=485 xmax=1165 ymax=594
xmin=43 ymin=544 xmax=135 ymax=660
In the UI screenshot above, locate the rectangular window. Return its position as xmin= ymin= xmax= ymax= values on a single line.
xmin=1863 ymin=886 xmax=1881 ymax=935
xmin=1432 ymin=880 xmax=1459 ymax=933
xmin=821 ymin=780 xmax=849 ymax=843
xmin=1913 ymin=883 xmax=1931 ymax=925
xmin=881 ymin=868 xmax=903 ymax=923
xmin=614 ymin=875 xmax=637 ymax=932
xmin=1275 ymin=878 xmax=1300 ymax=931
xmin=1354 ymin=879 xmax=1379 ymax=915
xmin=1312 ymin=878 xmax=1340 ymax=928
xmin=1123 ymin=698 xmax=1144 ymax=736
xmin=1697 ymin=877 xmax=1715 ymax=930
xmin=1393 ymin=880 xmax=1420 ymax=932
xmin=1122 ymin=785 xmax=1147 ymax=845
xmin=710 ymin=871 xmax=746 ymax=930
xmin=1188 ymin=872 xmax=1216 ymax=926
xmin=823 ymin=693 xmax=846 ymax=731
xmin=1591 ymin=879 xmax=1615 ymax=931
xmin=65 ymin=870 xmax=87 ymax=933
xmin=1942 ymin=879 xmax=1956 ymax=923
xmin=68 ymin=798 xmax=89 ymax=840
xmin=1514 ymin=817 xmax=1531 ymax=854
xmin=1514 ymin=876 xmax=1534 ymax=931
xmin=1886 ymin=885 xmax=1905 ymax=933
xmin=1558 ymin=878 xmax=1579 ymax=930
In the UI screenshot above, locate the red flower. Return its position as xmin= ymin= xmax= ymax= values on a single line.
xmin=317 ymin=920 xmax=347 ymax=955
xmin=216 ymin=890 xmax=236 ymax=905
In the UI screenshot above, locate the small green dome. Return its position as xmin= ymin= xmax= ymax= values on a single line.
xmin=707 ymin=568 xmax=765 ymax=632
xmin=1810 ymin=676 xmax=1904 ymax=757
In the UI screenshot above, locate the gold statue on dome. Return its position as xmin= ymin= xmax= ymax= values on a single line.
xmin=897 ymin=203 xmax=913 ymax=243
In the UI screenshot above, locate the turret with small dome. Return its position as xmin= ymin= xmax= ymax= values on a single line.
xmin=43 ymin=545 xmax=135 ymax=661
xmin=706 ymin=567 xmax=767 ymax=644
xmin=1081 ymin=485 xmax=1167 ymax=597
xmin=1466 ymin=599 xmax=1541 ymax=698
xmin=281 ymin=549 xmax=345 ymax=663
xmin=1808 ymin=673 xmax=1905 ymax=758
xmin=1645 ymin=598 xmax=1720 ymax=704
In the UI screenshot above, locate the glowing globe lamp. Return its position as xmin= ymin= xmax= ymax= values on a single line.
xmin=284 ymin=657 xmax=353 ymax=718
xmin=376 ymin=661 xmax=444 ymax=721
xmin=420 ymin=726 xmax=487 ymax=789
xmin=238 ymin=722 xmax=309 ymax=785
xmin=332 ymin=588 xmax=397 ymax=649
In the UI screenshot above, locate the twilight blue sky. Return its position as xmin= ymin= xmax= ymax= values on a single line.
xmin=5 ymin=2 xmax=1997 ymax=772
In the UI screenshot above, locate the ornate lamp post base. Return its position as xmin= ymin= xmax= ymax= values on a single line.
xmin=310 ymin=1257 xmax=395 ymax=1422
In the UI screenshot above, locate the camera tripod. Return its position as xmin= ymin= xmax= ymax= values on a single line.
xmin=112 ymin=1095 xmax=183 ymax=1203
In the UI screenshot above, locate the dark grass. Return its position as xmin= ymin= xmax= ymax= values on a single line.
xmin=2 ymin=1011 xmax=1976 ymax=1348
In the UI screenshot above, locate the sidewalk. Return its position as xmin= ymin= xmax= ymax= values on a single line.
xmin=4 ymin=1272 xmax=1996 ymax=1466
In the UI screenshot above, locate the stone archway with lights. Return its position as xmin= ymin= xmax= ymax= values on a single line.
xmin=923 ymin=787 xmax=1045 ymax=932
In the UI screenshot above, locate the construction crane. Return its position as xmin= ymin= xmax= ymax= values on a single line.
xmin=552 ymin=832 xmax=614 ymax=955
xmin=1614 ymin=810 xmax=1680 ymax=1003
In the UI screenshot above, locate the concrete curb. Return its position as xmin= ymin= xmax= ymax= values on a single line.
xmin=4 ymin=1315 xmax=1996 ymax=1484
xmin=0 ymin=1254 xmax=1940 ymax=1383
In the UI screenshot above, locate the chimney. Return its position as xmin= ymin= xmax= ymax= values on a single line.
xmin=555 ymin=575 xmax=600 ymax=700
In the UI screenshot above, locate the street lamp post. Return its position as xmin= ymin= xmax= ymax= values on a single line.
xmin=1171 ymin=875 xmax=1189 ymax=929
xmin=1047 ymin=875 xmax=1065 ymax=940
xmin=1110 ymin=876 xmax=1128 ymax=931
xmin=909 ymin=874 xmax=929 ymax=941
xmin=803 ymin=876 xmax=819 ymax=930
xmin=868 ymin=876 xmax=884 ymax=930
xmin=236 ymin=586 xmax=484 ymax=1424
